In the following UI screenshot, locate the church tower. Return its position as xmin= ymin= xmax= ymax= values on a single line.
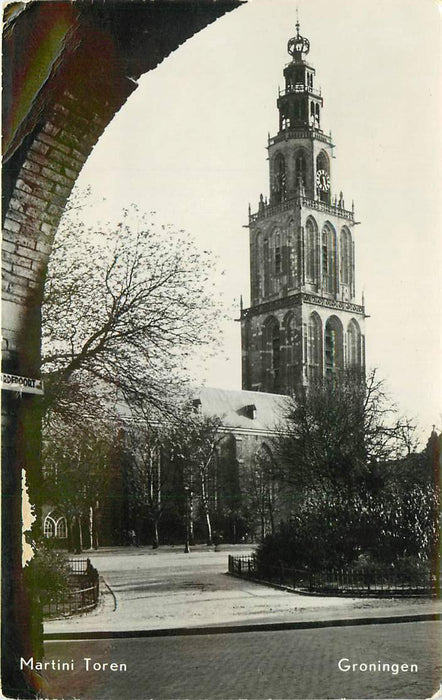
xmin=241 ymin=21 xmax=366 ymax=394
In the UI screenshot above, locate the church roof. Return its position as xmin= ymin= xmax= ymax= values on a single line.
xmin=194 ymin=386 xmax=287 ymax=435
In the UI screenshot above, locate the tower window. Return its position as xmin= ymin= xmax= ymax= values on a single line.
xmin=308 ymin=313 xmax=322 ymax=382
xmin=316 ymin=152 xmax=330 ymax=203
xmin=285 ymin=314 xmax=299 ymax=391
xmin=306 ymin=218 xmax=318 ymax=284
xmin=272 ymin=154 xmax=287 ymax=203
xmin=274 ymin=231 xmax=281 ymax=274
xmin=263 ymin=238 xmax=270 ymax=297
xmin=347 ymin=319 xmax=361 ymax=367
xmin=295 ymin=150 xmax=307 ymax=189
xmin=263 ymin=318 xmax=281 ymax=393
xmin=272 ymin=323 xmax=281 ymax=392
xmin=325 ymin=316 xmax=344 ymax=376
xmin=340 ymin=227 xmax=352 ymax=286
xmin=322 ymin=224 xmax=337 ymax=294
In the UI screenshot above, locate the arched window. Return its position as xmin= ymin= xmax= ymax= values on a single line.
xmin=316 ymin=151 xmax=329 ymax=174
xmin=295 ymin=150 xmax=307 ymax=189
xmin=263 ymin=317 xmax=281 ymax=393
xmin=56 ymin=517 xmax=67 ymax=539
xmin=316 ymin=151 xmax=330 ymax=203
xmin=272 ymin=153 xmax=286 ymax=203
xmin=252 ymin=232 xmax=262 ymax=301
xmin=315 ymin=103 xmax=320 ymax=127
xmin=308 ymin=313 xmax=322 ymax=382
xmin=243 ymin=318 xmax=252 ymax=388
xmin=322 ymin=224 xmax=337 ymax=294
xmin=44 ymin=512 xmax=68 ymax=539
xmin=305 ymin=217 xmax=318 ymax=284
xmin=285 ymin=313 xmax=300 ymax=391
xmin=340 ymin=227 xmax=352 ymax=286
xmin=274 ymin=230 xmax=282 ymax=274
xmin=287 ymin=220 xmax=294 ymax=287
xmin=272 ymin=322 xmax=281 ymax=393
xmin=347 ymin=319 xmax=361 ymax=367
xmin=263 ymin=237 xmax=270 ymax=297
xmin=325 ymin=316 xmax=344 ymax=376
xmin=310 ymin=101 xmax=315 ymax=126
xmin=44 ymin=515 xmax=55 ymax=538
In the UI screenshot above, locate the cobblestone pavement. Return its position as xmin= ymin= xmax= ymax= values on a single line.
xmin=42 ymin=621 xmax=441 ymax=700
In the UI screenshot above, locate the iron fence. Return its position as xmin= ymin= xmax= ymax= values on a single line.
xmin=228 ymin=554 xmax=435 ymax=596
xmin=43 ymin=557 xmax=99 ymax=618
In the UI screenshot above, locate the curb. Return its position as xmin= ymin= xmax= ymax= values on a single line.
xmin=227 ymin=570 xmax=437 ymax=598
xmin=44 ymin=611 xmax=441 ymax=641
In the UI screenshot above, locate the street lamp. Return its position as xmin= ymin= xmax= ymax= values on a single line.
xmin=184 ymin=484 xmax=190 ymax=554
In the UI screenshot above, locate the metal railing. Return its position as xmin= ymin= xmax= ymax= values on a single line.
xmin=278 ymin=84 xmax=322 ymax=98
xmin=43 ymin=557 xmax=99 ymax=618
xmin=228 ymin=554 xmax=436 ymax=597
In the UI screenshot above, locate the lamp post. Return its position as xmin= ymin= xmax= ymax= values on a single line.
xmin=184 ymin=484 xmax=190 ymax=554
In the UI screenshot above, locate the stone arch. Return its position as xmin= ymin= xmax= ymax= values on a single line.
xmin=325 ymin=315 xmax=344 ymax=376
xmin=1 ymin=4 xmax=241 ymax=695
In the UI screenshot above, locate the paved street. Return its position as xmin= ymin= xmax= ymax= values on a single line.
xmin=44 ymin=546 xmax=441 ymax=635
xmin=42 ymin=621 xmax=441 ymax=699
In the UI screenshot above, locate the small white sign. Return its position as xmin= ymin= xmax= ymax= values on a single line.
xmin=1 ymin=373 xmax=44 ymax=395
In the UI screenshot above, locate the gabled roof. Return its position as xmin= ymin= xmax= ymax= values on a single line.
xmin=194 ymin=386 xmax=287 ymax=435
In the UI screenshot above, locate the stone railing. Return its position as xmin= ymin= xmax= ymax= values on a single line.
xmin=249 ymin=195 xmax=354 ymax=224
xmin=268 ymin=128 xmax=333 ymax=148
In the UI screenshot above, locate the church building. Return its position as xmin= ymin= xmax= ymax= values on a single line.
xmin=241 ymin=21 xmax=366 ymax=395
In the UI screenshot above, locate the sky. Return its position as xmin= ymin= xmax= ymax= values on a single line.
xmin=75 ymin=0 xmax=441 ymax=443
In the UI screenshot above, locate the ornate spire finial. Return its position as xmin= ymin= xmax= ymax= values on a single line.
xmin=288 ymin=12 xmax=310 ymax=59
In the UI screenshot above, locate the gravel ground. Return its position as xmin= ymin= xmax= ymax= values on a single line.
xmin=44 ymin=546 xmax=441 ymax=635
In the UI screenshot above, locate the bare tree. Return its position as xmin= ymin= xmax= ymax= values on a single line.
xmin=42 ymin=415 xmax=115 ymax=553
xmin=166 ymin=405 xmax=223 ymax=546
xmin=41 ymin=193 xmax=223 ymax=419
xmin=276 ymin=369 xmax=418 ymax=498
xmin=124 ymin=420 xmax=170 ymax=548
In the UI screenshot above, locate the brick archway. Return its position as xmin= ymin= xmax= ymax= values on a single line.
xmin=2 ymin=2 xmax=242 ymax=695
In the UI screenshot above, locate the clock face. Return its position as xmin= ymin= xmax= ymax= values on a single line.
xmin=316 ymin=169 xmax=330 ymax=192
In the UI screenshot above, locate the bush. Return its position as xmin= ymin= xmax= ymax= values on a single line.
xmin=24 ymin=545 xmax=72 ymax=604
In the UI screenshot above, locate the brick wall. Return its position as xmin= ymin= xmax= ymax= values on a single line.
xmin=1 ymin=3 xmax=242 ymax=695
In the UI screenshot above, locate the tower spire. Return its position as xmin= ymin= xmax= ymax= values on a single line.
xmin=287 ymin=11 xmax=310 ymax=59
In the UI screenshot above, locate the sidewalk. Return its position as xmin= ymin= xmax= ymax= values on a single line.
xmin=44 ymin=546 xmax=441 ymax=638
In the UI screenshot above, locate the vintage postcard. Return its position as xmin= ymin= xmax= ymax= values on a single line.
xmin=2 ymin=0 xmax=441 ymax=698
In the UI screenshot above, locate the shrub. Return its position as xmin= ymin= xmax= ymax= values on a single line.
xmin=24 ymin=544 xmax=72 ymax=604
